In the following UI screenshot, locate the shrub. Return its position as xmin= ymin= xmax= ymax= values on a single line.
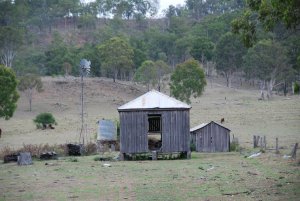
xmin=33 ymin=112 xmax=57 ymax=128
xmin=190 ymin=142 xmax=196 ymax=152
xmin=230 ymin=141 xmax=240 ymax=152
xmin=68 ymin=157 xmax=78 ymax=162
xmin=0 ymin=143 xmax=68 ymax=160
xmin=84 ymin=142 xmax=97 ymax=155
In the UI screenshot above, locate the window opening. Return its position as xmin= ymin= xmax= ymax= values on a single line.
xmin=148 ymin=114 xmax=162 ymax=151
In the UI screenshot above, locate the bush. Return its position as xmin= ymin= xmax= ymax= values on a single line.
xmin=190 ymin=142 xmax=196 ymax=152
xmin=68 ymin=157 xmax=78 ymax=162
xmin=294 ymin=82 xmax=299 ymax=94
xmin=84 ymin=142 xmax=97 ymax=155
xmin=230 ymin=141 xmax=240 ymax=152
xmin=0 ymin=143 xmax=68 ymax=160
xmin=33 ymin=113 xmax=57 ymax=128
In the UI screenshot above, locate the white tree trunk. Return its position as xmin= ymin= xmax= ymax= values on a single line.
xmin=1 ymin=48 xmax=16 ymax=67
xmin=259 ymin=80 xmax=265 ymax=100
xmin=266 ymin=79 xmax=276 ymax=99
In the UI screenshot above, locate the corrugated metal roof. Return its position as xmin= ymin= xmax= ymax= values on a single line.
xmin=118 ymin=90 xmax=191 ymax=110
xmin=190 ymin=123 xmax=209 ymax=132
xmin=190 ymin=121 xmax=230 ymax=132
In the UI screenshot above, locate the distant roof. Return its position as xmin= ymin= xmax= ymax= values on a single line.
xmin=190 ymin=123 xmax=209 ymax=132
xmin=190 ymin=121 xmax=230 ymax=132
xmin=118 ymin=90 xmax=191 ymax=110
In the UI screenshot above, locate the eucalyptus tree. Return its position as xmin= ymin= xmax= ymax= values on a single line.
xmin=170 ymin=59 xmax=206 ymax=104
xmin=18 ymin=74 xmax=43 ymax=112
xmin=0 ymin=26 xmax=24 ymax=67
xmin=243 ymin=40 xmax=291 ymax=99
xmin=215 ymin=32 xmax=246 ymax=88
xmin=97 ymin=37 xmax=134 ymax=82
xmin=232 ymin=0 xmax=300 ymax=47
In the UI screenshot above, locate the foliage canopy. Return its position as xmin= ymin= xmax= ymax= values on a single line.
xmin=170 ymin=59 xmax=206 ymax=104
xmin=0 ymin=65 xmax=19 ymax=120
xmin=33 ymin=112 xmax=57 ymax=128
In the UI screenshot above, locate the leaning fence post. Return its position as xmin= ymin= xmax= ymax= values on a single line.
xmin=291 ymin=143 xmax=298 ymax=160
xmin=275 ymin=138 xmax=279 ymax=154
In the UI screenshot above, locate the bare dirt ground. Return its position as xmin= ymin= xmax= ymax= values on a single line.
xmin=0 ymin=76 xmax=299 ymax=149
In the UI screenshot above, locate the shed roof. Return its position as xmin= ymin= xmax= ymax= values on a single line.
xmin=118 ymin=89 xmax=191 ymax=111
xmin=190 ymin=121 xmax=230 ymax=132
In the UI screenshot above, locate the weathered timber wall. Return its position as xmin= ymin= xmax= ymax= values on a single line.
xmin=119 ymin=110 xmax=190 ymax=154
xmin=191 ymin=122 xmax=230 ymax=152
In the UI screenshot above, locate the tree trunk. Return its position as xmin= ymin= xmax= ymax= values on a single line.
xmin=29 ymin=97 xmax=32 ymax=112
xmin=259 ymin=81 xmax=265 ymax=100
xmin=283 ymin=80 xmax=287 ymax=96
xmin=113 ymin=70 xmax=117 ymax=83
xmin=266 ymin=79 xmax=275 ymax=99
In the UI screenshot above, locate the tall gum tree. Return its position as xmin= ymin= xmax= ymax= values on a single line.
xmin=97 ymin=37 xmax=134 ymax=82
xmin=215 ymin=32 xmax=246 ymax=88
xmin=243 ymin=40 xmax=290 ymax=99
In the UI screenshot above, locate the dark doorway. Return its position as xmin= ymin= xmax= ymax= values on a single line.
xmin=148 ymin=114 xmax=162 ymax=150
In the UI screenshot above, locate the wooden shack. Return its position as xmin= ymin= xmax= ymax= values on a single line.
xmin=118 ymin=90 xmax=191 ymax=159
xmin=190 ymin=121 xmax=230 ymax=152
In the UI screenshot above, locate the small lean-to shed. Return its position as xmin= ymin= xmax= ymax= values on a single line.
xmin=190 ymin=121 xmax=230 ymax=152
xmin=118 ymin=90 xmax=191 ymax=157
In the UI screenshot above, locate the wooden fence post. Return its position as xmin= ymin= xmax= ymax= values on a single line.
xmin=291 ymin=143 xmax=298 ymax=160
xmin=263 ymin=136 xmax=267 ymax=150
xmin=253 ymin=135 xmax=256 ymax=148
xmin=256 ymin=136 xmax=260 ymax=148
xmin=275 ymin=138 xmax=279 ymax=154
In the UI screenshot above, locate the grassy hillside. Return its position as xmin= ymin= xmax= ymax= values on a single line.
xmin=0 ymin=76 xmax=299 ymax=149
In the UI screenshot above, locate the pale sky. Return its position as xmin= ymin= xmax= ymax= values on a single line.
xmin=81 ymin=0 xmax=187 ymax=17
xmin=157 ymin=0 xmax=186 ymax=17
xmin=159 ymin=0 xmax=186 ymax=11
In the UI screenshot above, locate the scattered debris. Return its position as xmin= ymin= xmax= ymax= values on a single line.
xmin=40 ymin=151 xmax=58 ymax=160
xmin=283 ymin=155 xmax=291 ymax=159
xmin=222 ymin=190 xmax=251 ymax=196
xmin=207 ymin=166 xmax=215 ymax=171
xmin=248 ymin=152 xmax=261 ymax=158
xmin=102 ymin=163 xmax=111 ymax=167
xmin=4 ymin=154 xmax=18 ymax=163
xmin=247 ymin=171 xmax=258 ymax=176
xmin=67 ymin=144 xmax=84 ymax=156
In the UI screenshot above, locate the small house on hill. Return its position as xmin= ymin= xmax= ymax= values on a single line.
xmin=118 ymin=90 xmax=191 ymax=159
xmin=190 ymin=121 xmax=230 ymax=152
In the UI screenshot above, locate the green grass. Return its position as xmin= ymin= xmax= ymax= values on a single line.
xmin=0 ymin=152 xmax=299 ymax=201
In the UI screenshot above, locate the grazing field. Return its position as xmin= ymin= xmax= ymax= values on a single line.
xmin=0 ymin=76 xmax=299 ymax=149
xmin=0 ymin=77 xmax=299 ymax=200
xmin=0 ymin=152 xmax=299 ymax=201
